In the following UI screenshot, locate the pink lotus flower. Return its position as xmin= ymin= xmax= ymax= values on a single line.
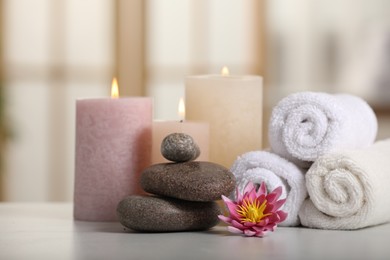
xmin=218 ymin=182 xmax=288 ymax=237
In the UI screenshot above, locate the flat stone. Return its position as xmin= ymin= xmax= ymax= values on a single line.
xmin=161 ymin=133 xmax=200 ymax=162
xmin=141 ymin=161 xmax=236 ymax=201
xmin=117 ymin=195 xmax=220 ymax=232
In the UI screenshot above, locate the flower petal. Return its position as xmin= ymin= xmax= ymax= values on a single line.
xmin=244 ymin=182 xmax=256 ymax=195
xmin=266 ymin=186 xmax=283 ymax=203
xmin=255 ymin=231 xmax=265 ymax=237
xmin=231 ymin=219 xmax=245 ymax=229
xmin=267 ymin=213 xmax=280 ymax=223
xmin=265 ymin=193 xmax=278 ymax=204
xmin=247 ymin=189 xmax=258 ymax=202
xmin=256 ymin=194 xmax=266 ymax=204
xmin=264 ymin=223 xmax=277 ymax=232
xmin=227 ymin=226 xmax=244 ymax=234
xmin=273 ymin=198 xmax=287 ymax=211
xmin=252 ymin=226 xmax=267 ymax=237
xmin=277 ymin=210 xmax=288 ymax=223
xmin=235 ymin=186 xmax=243 ymax=202
xmin=243 ymin=221 xmax=256 ymax=227
xmin=221 ymin=195 xmax=241 ymax=220
xmin=244 ymin=182 xmax=258 ymax=202
xmin=218 ymin=215 xmax=232 ymax=224
xmin=252 ymin=225 xmax=265 ymax=232
xmin=244 ymin=229 xmax=257 ymax=237
xmin=257 ymin=182 xmax=267 ymax=196
xmin=264 ymin=204 xmax=274 ymax=214
xmin=257 ymin=218 xmax=269 ymax=227
xmin=221 ymin=194 xmax=234 ymax=205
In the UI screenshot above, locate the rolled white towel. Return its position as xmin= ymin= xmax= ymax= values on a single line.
xmin=268 ymin=92 xmax=377 ymax=168
xmin=299 ymin=139 xmax=390 ymax=230
xmin=230 ymin=151 xmax=307 ymax=226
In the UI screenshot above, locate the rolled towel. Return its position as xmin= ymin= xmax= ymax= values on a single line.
xmin=299 ymin=139 xmax=390 ymax=230
xmin=230 ymin=151 xmax=307 ymax=226
xmin=268 ymin=92 xmax=377 ymax=168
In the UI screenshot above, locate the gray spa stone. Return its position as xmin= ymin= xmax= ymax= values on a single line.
xmin=116 ymin=195 xmax=220 ymax=232
xmin=161 ymin=133 xmax=200 ymax=162
xmin=141 ymin=161 xmax=236 ymax=201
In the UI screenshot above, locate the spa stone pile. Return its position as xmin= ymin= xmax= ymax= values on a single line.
xmin=117 ymin=133 xmax=236 ymax=232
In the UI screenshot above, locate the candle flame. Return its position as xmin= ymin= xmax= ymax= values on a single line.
xmin=221 ymin=66 xmax=230 ymax=76
xmin=178 ymin=97 xmax=185 ymax=120
xmin=111 ymin=77 xmax=119 ymax=98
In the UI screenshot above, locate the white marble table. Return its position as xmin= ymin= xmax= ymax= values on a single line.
xmin=1 ymin=203 xmax=389 ymax=260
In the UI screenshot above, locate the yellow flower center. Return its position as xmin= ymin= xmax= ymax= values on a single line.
xmin=236 ymin=198 xmax=271 ymax=223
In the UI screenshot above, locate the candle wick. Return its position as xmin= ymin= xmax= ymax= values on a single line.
xmin=179 ymin=120 xmax=184 ymax=123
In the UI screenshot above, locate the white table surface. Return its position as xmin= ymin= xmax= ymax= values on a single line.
xmin=1 ymin=203 xmax=390 ymax=260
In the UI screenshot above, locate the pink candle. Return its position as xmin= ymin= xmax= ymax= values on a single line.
xmin=74 ymin=79 xmax=152 ymax=221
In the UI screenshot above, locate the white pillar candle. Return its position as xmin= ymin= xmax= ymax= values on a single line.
xmin=74 ymin=78 xmax=152 ymax=221
xmin=185 ymin=68 xmax=263 ymax=168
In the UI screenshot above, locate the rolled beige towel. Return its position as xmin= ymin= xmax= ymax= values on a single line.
xmin=299 ymin=139 xmax=390 ymax=229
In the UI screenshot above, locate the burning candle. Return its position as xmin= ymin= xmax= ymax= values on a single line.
xmin=152 ymin=98 xmax=209 ymax=164
xmin=74 ymin=78 xmax=152 ymax=221
xmin=185 ymin=67 xmax=263 ymax=168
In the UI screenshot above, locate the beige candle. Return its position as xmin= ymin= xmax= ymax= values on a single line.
xmin=152 ymin=98 xmax=209 ymax=164
xmin=185 ymin=67 xmax=263 ymax=168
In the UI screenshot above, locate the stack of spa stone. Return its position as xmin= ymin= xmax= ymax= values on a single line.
xmin=117 ymin=133 xmax=236 ymax=232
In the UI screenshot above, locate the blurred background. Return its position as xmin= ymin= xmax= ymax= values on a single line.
xmin=0 ymin=0 xmax=389 ymax=202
